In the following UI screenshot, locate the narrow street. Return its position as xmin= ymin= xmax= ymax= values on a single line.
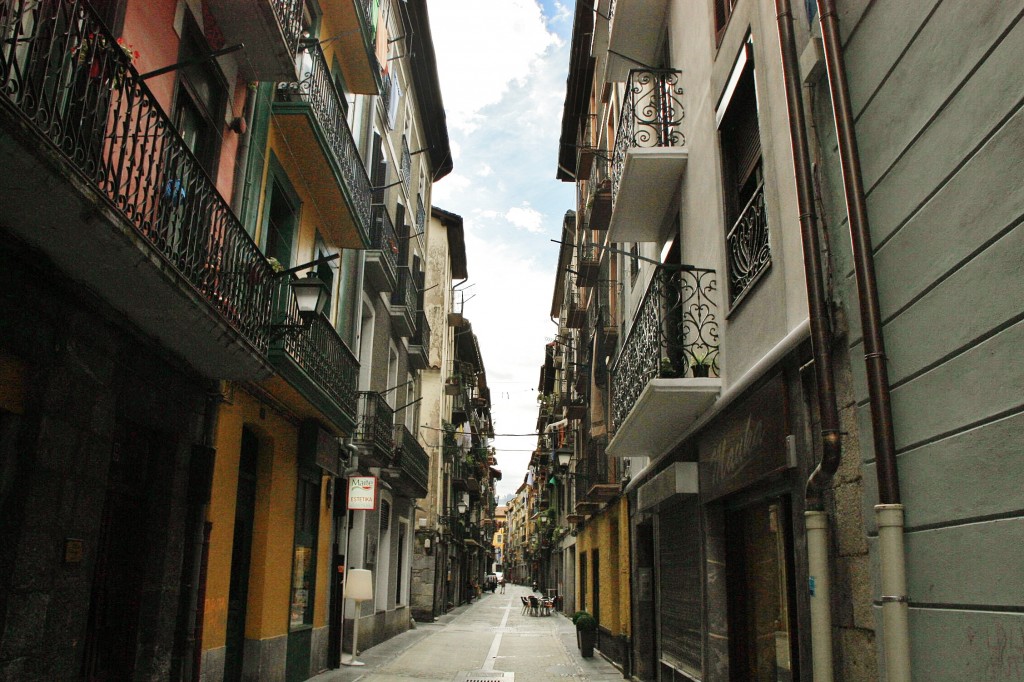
xmin=311 ymin=584 xmax=623 ymax=682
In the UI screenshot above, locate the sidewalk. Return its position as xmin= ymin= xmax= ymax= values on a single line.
xmin=308 ymin=584 xmax=625 ymax=681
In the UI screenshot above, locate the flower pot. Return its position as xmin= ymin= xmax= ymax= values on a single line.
xmin=579 ymin=629 xmax=596 ymax=657
xmin=691 ymin=364 xmax=710 ymax=378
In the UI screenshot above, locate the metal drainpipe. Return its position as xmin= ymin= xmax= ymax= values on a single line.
xmin=815 ymin=0 xmax=911 ymax=679
xmin=230 ymin=82 xmax=257 ymax=218
xmin=774 ymin=1 xmax=843 ymax=679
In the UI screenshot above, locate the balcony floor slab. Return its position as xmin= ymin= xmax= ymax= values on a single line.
xmin=608 ymin=146 xmax=688 ymax=243
xmin=607 ymin=377 xmax=720 ymax=459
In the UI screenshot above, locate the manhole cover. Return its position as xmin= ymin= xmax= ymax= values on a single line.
xmin=453 ymin=672 xmax=515 ymax=682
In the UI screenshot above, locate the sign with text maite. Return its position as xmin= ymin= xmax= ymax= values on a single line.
xmin=347 ymin=476 xmax=378 ymax=510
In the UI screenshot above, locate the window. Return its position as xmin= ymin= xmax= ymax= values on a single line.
xmin=717 ymin=40 xmax=770 ymax=307
xmin=714 ymin=0 xmax=738 ymax=45
xmin=629 ymin=243 xmax=640 ymax=284
xmin=314 ymin=235 xmax=337 ymax=319
xmin=172 ymin=13 xmax=227 ymax=180
xmin=262 ymin=156 xmax=301 ymax=267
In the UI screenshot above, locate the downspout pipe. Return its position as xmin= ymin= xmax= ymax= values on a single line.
xmin=774 ymin=0 xmax=843 ymax=510
xmin=815 ymin=0 xmax=911 ymax=679
xmin=230 ymin=82 xmax=257 ymax=218
xmin=775 ymin=3 xmax=842 ymax=678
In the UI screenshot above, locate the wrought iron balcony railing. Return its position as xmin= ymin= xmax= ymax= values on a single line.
xmin=0 ymin=0 xmax=273 ymax=352
xmin=287 ymin=42 xmax=372 ymax=235
xmin=380 ymin=63 xmax=393 ymax=123
xmin=564 ymin=290 xmax=586 ymax=329
xmin=725 ymin=181 xmax=771 ymax=307
xmin=400 ymin=134 xmax=412 ymax=192
xmin=368 ymin=203 xmax=399 ymax=274
xmin=611 ymin=69 xmax=685 ymax=200
xmin=577 ymin=113 xmax=596 ymax=180
xmin=359 ymin=0 xmax=375 ymax=27
xmin=391 ymin=266 xmax=417 ymax=311
xmin=577 ymin=242 xmax=600 ymax=286
xmin=394 ymin=424 xmax=429 ymax=497
xmin=416 ymin=194 xmax=426 ymax=234
xmin=270 ymin=280 xmax=359 ymax=425
xmin=272 ymin=0 xmax=305 ymax=50
xmin=610 ymin=267 xmax=719 ymax=431
xmin=353 ymin=392 xmax=395 ymax=465
xmin=411 ymin=310 xmax=431 ymax=350
xmin=577 ymin=440 xmax=609 ymax=497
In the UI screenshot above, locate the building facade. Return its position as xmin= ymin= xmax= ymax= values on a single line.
xmin=0 ymin=0 xmax=454 ymax=680
xmin=550 ymin=0 xmax=1024 ymax=681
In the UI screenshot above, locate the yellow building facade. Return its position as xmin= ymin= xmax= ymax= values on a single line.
xmin=575 ymin=497 xmax=631 ymax=642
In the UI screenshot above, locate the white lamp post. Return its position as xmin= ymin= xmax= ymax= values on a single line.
xmin=343 ymin=568 xmax=373 ymax=666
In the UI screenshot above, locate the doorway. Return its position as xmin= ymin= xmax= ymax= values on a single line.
xmin=81 ymin=424 xmax=163 ymax=680
xmin=223 ymin=428 xmax=259 ymax=682
xmin=725 ymin=497 xmax=798 ymax=681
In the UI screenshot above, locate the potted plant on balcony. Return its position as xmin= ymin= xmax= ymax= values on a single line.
xmin=575 ymin=612 xmax=597 ymax=657
xmin=690 ymin=350 xmax=712 ymax=378
xmin=659 ymin=357 xmax=682 ymax=378
xmin=445 ymin=375 xmax=460 ymax=396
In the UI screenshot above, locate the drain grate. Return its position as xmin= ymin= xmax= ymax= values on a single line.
xmin=453 ymin=672 xmax=515 ymax=682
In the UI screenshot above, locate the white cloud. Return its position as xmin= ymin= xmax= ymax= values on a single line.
xmin=427 ymin=1 xmax=574 ymax=497
xmin=505 ymin=204 xmax=545 ymax=233
xmin=429 ymin=0 xmax=562 ymax=134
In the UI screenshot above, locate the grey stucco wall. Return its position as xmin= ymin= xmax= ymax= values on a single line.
xmin=813 ymin=0 xmax=1024 ymax=678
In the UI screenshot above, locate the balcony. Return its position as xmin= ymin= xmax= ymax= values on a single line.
xmin=416 ymin=195 xmax=426 ymax=234
xmin=325 ymin=0 xmax=380 ymax=95
xmin=352 ymin=392 xmax=395 ymax=467
xmin=726 ymin=182 xmax=771 ymax=308
xmin=576 ymin=243 xmax=600 ymax=286
xmin=606 ymin=0 xmax=670 ymax=83
xmin=0 ymin=0 xmax=273 ymax=380
xmin=388 ymin=266 xmax=417 ymax=337
xmin=408 ymin=311 xmax=431 ymax=370
xmin=365 ymin=204 xmax=399 ymax=292
xmin=608 ymin=69 xmax=688 ymax=243
xmin=576 ymin=114 xmax=596 ymax=180
xmin=578 ymin=440 xmax=620 ymax=504
xmin=587 ymin=180 xmax=613 ymax=232
xmin=392 ymin=425 xmax=429 ymax=499
xmin=274 ymin=43 xmax=371 ymax=249
xmin=203 ymin=0 xmax=302 ymax=80
xmin=564 ymin=291 xmax=586 ymax=329
xmin=267 ymin=281 xmax=360 ymax=433
xmin=400 ymin=135 xmax=412 ymax=193
xmin=607 ymin=267 xmax=721 ymax=459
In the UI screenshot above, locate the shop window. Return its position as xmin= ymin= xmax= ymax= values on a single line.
xmin=290 ymin=472 xmax=321 ymax=629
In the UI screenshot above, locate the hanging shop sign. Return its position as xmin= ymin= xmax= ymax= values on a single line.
xmin=347 ymin=476 xmax=379 ymax=510
xmin=698 ymin=373 xmax=788 ymax=501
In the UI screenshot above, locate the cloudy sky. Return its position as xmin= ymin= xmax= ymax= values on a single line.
xmin=427 ymin=0 xmax=575 ymax=498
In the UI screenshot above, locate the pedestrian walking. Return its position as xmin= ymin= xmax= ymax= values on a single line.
xmin=499 ymin=576 xmax=506 ymax=593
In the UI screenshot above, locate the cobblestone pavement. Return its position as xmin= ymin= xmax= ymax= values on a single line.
xmin=308 ymin=584 xmax=625 ymax=682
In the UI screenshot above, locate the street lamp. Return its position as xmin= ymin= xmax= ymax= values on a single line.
xmin=290 ymin=272 xmax=330 ymax=321
xmin=556 ymin=448 xmax=572 ymax=469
